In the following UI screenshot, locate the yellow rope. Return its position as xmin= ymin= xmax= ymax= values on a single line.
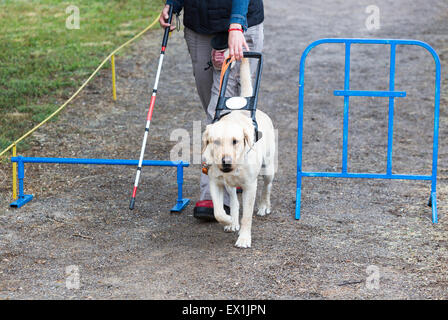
xmin=111 ymin=54 xmax=117 ymax=101
xmin=0 ymin=15 xmax=160 ymax=158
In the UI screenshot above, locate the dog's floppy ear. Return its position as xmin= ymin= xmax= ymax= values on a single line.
xmin=202 ymin=125 xmax=213 ymax=164
xmin=201 ymin=125 xmax=209 ymax=154
xmin=202 ymin=125 xmax=211 ymax=155
xmin=243 ymin=126 xmax=254 ymax=150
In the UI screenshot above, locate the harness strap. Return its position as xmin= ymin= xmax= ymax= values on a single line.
xmin=218 ymin=56 xmax=235 ymax=94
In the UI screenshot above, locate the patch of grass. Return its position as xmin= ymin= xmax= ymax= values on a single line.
xmin=17 ymin=104 xmax=59 ymax=123
xmin=0 ymin=0 xmax=164 ymax=154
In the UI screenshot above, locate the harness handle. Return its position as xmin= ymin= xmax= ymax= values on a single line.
xmin=218 ymin=56 xmax=235 ymax=94
xmin=218 ymin=52 xmax=263 ymax=99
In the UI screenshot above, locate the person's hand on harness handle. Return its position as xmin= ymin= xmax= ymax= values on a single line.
xmin=159 ymin=4 xmax=176 ymax=31
xmin=228 ymin=23 xmax=249 ymax=61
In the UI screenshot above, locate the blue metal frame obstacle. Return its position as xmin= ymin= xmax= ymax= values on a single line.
xmin=10 ymin=156 xmax=190 ymax=212
xmin=296 ymin=39 xmax=441 ymax=223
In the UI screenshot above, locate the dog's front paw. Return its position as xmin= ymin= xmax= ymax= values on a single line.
xmin=224 ymin=223 xmax=240 ymax=233
xmin=235 ymin=233 xmax=251 ymax=248
xmin=256 ymin=205 xmax=271 ymax=216
xmin=215 ymin=211 xmax=232 ymax=226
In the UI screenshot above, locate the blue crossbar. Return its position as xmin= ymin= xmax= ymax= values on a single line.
xmin=10 ymin=157 xmax=188 ymax=167
xmin=10 ymin=156 xmax=190 ymax=212
xmin=334 ymin=90 xmax=407 ymax=98
xmin=296 ymin=38 xmax=441 ymax=223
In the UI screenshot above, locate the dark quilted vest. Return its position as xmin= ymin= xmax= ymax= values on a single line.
xmin=183 ymin=0 xmax=264 ymax=34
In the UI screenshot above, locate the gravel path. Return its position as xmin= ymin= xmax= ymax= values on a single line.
xmin=1 ymin=0 xmax=448 ymax=299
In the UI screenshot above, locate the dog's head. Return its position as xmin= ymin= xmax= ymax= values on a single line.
xmin=202 ymin=117 xmax=254 ymax=173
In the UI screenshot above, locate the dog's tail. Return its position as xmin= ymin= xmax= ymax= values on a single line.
xmin=240 ymin=58 xmax=253 ymax=97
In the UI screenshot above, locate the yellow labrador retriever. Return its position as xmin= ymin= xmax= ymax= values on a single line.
xmin=202 ymin=58 xmax=275 ymax=248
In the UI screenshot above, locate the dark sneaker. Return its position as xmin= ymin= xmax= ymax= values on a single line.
xmin=193 ymin=200 xmax=230 ymax=221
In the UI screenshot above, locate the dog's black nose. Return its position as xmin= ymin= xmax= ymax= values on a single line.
xmin=221 ymin=156 xmax=232 ymax=166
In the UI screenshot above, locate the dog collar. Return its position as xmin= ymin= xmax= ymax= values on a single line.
xmin=202 ymin=162 xmax=210 ymax=175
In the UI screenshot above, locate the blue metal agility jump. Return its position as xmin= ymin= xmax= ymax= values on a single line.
xmin=10 ymin=156 xmax=190 ymax=212
xmin=296 ymin=38 xmax=441 ymax=223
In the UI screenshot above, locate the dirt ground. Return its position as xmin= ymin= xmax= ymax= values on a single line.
xmin=1 ymin=0 xmax=448 ymax=299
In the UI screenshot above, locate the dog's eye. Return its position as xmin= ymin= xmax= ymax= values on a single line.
xmin=233 ymin=139 xmax=238 ymax=145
